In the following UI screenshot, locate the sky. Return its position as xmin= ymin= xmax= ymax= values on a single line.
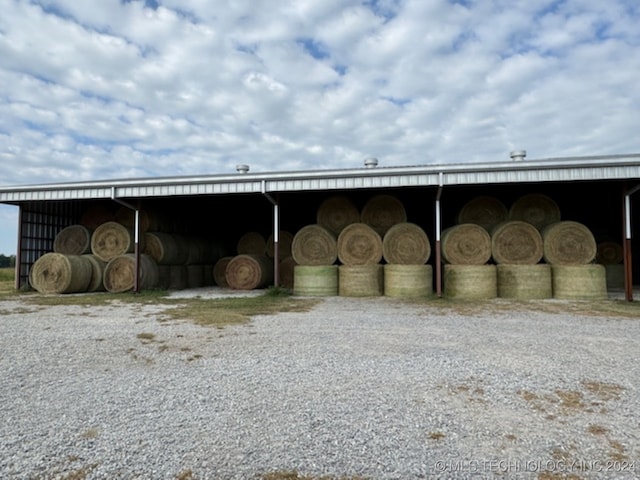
xmin=1 ymin=0 xmax=639 ymax=255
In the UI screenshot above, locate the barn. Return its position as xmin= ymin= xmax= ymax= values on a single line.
xmin=1 ymin=152 xmax=639 ymax=300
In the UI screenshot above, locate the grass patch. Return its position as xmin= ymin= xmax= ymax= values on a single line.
xmin=13 ymin=287 xmax=318 ymax=328
xmin=408 ymin=295 xmax=640 ymax=319
xmin=161 ymin=294 xmax=319 ymax=328
xmin=0 ymin=267 xmax=15 ymax=297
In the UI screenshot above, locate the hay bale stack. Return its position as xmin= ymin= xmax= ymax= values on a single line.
xmin=542 ymin=221 xmax=597 ymax=265
xmin=491 ymin=221 xmax=543 ymax=265
xmin=213 ymin=256 xmax=234 ymax=287
xmin=384 ymin=264 xmax=433 ymax=298
xmin=291 ymin=224 xmax=338 ymax=266
xmin=143 ymin=232 xmax=188 ymax=265
xmin=444 ymin=264 xmax=497 ymax=300
xmin=441 ymin=224 xmax=492 ymax=265
xmin=382 ymin=222 xmax=431 ymax=265
xmin=103 ymin=254 xmax=159 ymax=293
xmin=339 ymin=265 xmax=384 ymax=297
xmin=266 ymin=230 xmax=294 ymax=259
xmin=360 ymin=194 xmax=407 ymax=237
xmin=316 ymin=195 xmax=360 ymax=236
xmin=279 ymin=256 xmax=297 ymax=289
xmin=337 ymin=222 xmax=383 ymax=266
xmin=168 ymin=265 xmax=188 ymax=290
xmin=82 ymin=254 xmax=107 ymax=292
xmin=509 ymin=193 xmax=561 ymax=231
xmin=29 ymin=253 xmax=93 ymax=294
xmin=225 ymin=254 xmax=273 ymax=290
xmin=293 ymin=265 xmax=338 ymax=296
xmin=551 ymin=265 xmax=607 ymax=300
xmin=457 ymin=196 xmax=508 ymax=232
xmin=496 ymin=264 xmax=552 ymax=299
xmin=596 ymin=241 xmax=623 ymax=265
xmin=53 ymin=225 xmax=92 ymax=255
xmin=237 ymin=231 xmax=266 ymax=255
xmin=91 ymin=221 xmax=135 ymax=262
xmin=184 ymin=237 xmax=221 ymax=265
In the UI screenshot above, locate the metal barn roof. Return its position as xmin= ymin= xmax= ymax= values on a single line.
xmin=1 ymin=153 xmax=640 ymax=203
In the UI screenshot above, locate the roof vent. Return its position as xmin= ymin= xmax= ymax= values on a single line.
xmin=236 ymin=164 xmax=250 ymax=174
xmin=364 ymin=157 xmax=379 ymax=168
xmin=510 ymin=150 xmax=526 ymax=161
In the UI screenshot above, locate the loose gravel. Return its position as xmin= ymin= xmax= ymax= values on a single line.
xmin=0 ymin=292 xmax=639 ymax=480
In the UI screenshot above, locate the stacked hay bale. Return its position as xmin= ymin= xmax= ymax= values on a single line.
xmin=491 ymin=220 xmax=551 ymax=299
xmin=291 ymin=224 xmax=339 ymax=296
xmin=337 ymin=222 xmax=384 ymax=297
xmin=222 ymin=232 xmax=273 ymax=290
xmin=542 ymin=220 xmax=606 ymax=300
xmin=29 ymin=202 xmax=226 ymax=294
xmin=292 ymin=193 xmax=433 ymax=298
xmin=382 ymin=222 xmax=432 ymax=298
xmin=442 ymin=222 xmax=496 ymax=300
xmin=597 ymin=241 xmax=624 ymax=289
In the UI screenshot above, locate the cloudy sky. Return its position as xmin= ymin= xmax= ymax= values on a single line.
xmin=1 ymin=0 xmax=639 ymax=254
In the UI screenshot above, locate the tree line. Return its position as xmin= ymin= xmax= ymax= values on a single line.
xmin=0 ymin=254 xmax=16 ymax=268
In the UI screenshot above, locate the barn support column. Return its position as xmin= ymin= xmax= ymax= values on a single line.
xmin=623 ymin=184 xmax=640 ymax=301
xmin=15 ymin=205 xmax=24 ymax=290
xmin=262 ymin=181 xmax=279 ymax=287
xmin=435 ymin=173 xmax=444 ymax=297
xmin=111 ymin=187 xmax=141 ymax=293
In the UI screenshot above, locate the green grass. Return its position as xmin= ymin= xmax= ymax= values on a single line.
xmin=0 ymin=267 xmax=15 ymax=296
xmin=16 ymin=287 xmax=319 ymax=328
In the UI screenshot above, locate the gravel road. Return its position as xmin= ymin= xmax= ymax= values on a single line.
xmin=0 ymin=291 xmax=639 ymax=480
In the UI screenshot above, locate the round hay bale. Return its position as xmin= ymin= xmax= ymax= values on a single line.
xmin=82 ymin=254 xmax=107 ymax=292
xmin=54 ymin=225 xmax=92 ymax=255
xmin=29 ymin=253 xmax=93 ymax=294
xmin=79 ymin=204 xmax=114 ymax=230
xmin=225 ymin=254 xmax=273 ymax=290
xmin=605 ymin=264 xmax=625 ymax=290
xmin=279 ymin=256 xmax=297 ymax=289
xmin=551 ymin=264 xmax=607 ymax=300
xmin=360 ymin=194 xmax=407 ymax=236
xmin=339 ymin=265 xmax=384 ymax=297
xmin=441 ymin=224 xmax=492 ymax=265
xmin=384 ymin=264 xmax=433 ymax=298
xmin=496 ymin=264 xmax=552 ymax=299
xmin=291 ymin=224 xmax=338 ymax=266
xmin=491 ymin=221 xmax=543 ymax=265
xmin=213 ymin=256 xmax=233 ymax=287
xmin=143 ymin=232 xmax=188 ymax=265
xmin=103 ymin=254 xmax=159 ymax=293
xmin=186 ymin=265 xmax=205 ymax=289
xmin=382 ymin=222 xmax=431 ymax=265
xmin=509 ymin=193 xmax=561 ymax=230
xmin=316 ymin=195 xmax=360 ymax=236
xmin=266 ymin=230 xmax=294 ymax=258
xmin=237 ymin=231 xmax=266 ymax=255
xmin=337 ymin=222 xmax=383 ymax=266
xmin=542 ymin=221 xmax=597 ymax=265
xmin=203 ymin=263 xmax=215 ymax=286
xmin=596 ymin=241 xmax=623 ymax=265
xmin=183 ymin=237 xmax=222 ymax=265
xmin=293 ymin=265 xmax=338 ymax=296
xmin=91 ymin=221 xmax=135 ymax=262
xmin=457 ymin=196 xmax=508 ymax=232
xmin=443 ymin=264 xmax=497 ymax=300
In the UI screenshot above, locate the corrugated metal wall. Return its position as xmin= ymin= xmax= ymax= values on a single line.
xmin=17 ymin=201 xmax=82 ymax=289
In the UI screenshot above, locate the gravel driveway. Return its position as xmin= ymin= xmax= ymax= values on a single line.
xmin=0 ymin=292 xmax=638 ymax=480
